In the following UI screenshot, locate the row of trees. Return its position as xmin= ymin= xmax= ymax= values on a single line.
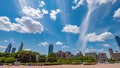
xmin=0 ymin=50 xmax=95 ymax=64
xmin=0 ymin=51 xmax=57 ymax=63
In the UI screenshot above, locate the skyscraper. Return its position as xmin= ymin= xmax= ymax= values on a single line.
xmin=18 ymin=42 xmax=24 ymax=52
xmin=48 ymin=44 xmax=53 ymax=55
xmin=11 ymin=47 xmax=16 ymax=53
xmin=5 ymin=43 xmax=12 ymax=53
xmin=115 ymin=36 xmax=120 ymax=50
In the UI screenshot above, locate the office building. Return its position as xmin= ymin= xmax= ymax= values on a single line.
xmin=5 ymin=43 xmax=12 ymax=53
xmin=109 ymin=48 xmax=120 ymax=61
xmin=98 ymin=53 xmax=108 ymax=62
xmin=115 ymin=36 xmax=120 ymax=50
xmin=55 ymin=50 xmax=72 ymax=58
xmin=18 ymin=42 xmax=24 ymax=52
xmin=85 ymin=52 xmax=98 ymax=61
xmin=77 ymin=51 xmax=83 ymax=57
xmin=48 ymin=44 xmax=53 ymax=55
xmin=11 ymin=47 xmax=16 ymax=53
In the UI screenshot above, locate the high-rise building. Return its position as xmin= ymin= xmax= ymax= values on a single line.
xmin=18 ymin=42 xmax=24 ymax=52
xmin=77 ymin=51 xmax=83 ymax=57
xmin=55 ymin=50 xmax=72 ymax=59
xmin=11 ymin=47 xmax=16 ymax=53
xmin=108 ymin=48 xmax=120 ymax=61
xmin=85 ymin=52 xmax=98 ymax=61
xmin=98 ymin=53 xmax=108 ymax=62
xmin=48 ymin=44 xmax=53 ymax=55
xmin=5 ymin=43 xmax=12 ymax=53
xmin=115 ymin=36 xmax=120 ymax=50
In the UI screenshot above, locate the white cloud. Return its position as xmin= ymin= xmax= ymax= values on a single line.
xmin=42 ymin=9 xmax=49 ymax=14
xmin=113 ymin=8 xmax=120 ymax=18
xmin=72 ymin=0 xmax=84 ymax=10
xmin=61 ymin=45 xmax=69 ymax=48
xmin=39 ymin=1 xmax=45 ymax=7
xmin=38 ymin=42 xmax=49 ymax=46
xmin=102 ymin=44 xmax=110 ymax=47
xmin=0 ymin=46 xmax=7 ymax=49
xmin=97 ymin=0 xmax=116 ymax=5
xmin=0 ymin=16 xmax=43 ymax=33
xmin=50 ymin=9 xmax=61 ymax=21
xmin=86 ymin=0 xmax=116 ymax=5
xmin=56 ymin=41 xmax=63 ymax=46
xmin=84 ymin=48 xmax=104 ymax=53
xmin=85 ymin=32 xmax=113 ymax=42
xmin=15 ymin=16 xmax=43 ymax=33
xmin=0 ymin=39 xmax=15 ymax=43
xmin=22 ymin=6 xmax=48 ymax=19
xmin=0 ymin=16 xmax=13 ymax=31
xmin=24 ymin=48 xmax=31 ymax=51
xmin=62 ymin=24 xmax=79 ymax=34
xmin=22 ymin=6 xmax=41 ymax=18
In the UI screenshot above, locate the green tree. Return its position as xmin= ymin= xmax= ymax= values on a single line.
xmin=0 ymin=57 xmax=5 ymax=63
xmin=47 ymin=53 xmax=57 ymax=62
xmin=39 ymin=55 xmax=46 ymax=62
xmin=5 ymin=57 xmax=16 ymax=63
xmin=16 ymin=50 xmax=38 ymax=63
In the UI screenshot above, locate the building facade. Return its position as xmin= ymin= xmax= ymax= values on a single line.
xmin=5 ymin=43 xmax=12 ymax=53
xmin=48 ymin=44 xmax=53 ymax=55
xmin=55 ymin=50 xmax=72 ymax=59
xmin=98 ymin=53 xmax=108 ymax=62
xmin=85 ymin=52 xmax=98 ymax=61
xmin=109 ymin=48 xmax=120 ymax=61
xmin=115 ymin=36 xmax=120 ymax=50
xmin=18 ymin=42 xmax=24 ymax=52
xmin=11 ymin=47 xmax=16 ymax=53
xmin=77 ymin=51 xmax=83 ymax=57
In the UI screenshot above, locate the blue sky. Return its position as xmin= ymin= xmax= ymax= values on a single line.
xmin=0 ymin=0 xmax=120 ymax=56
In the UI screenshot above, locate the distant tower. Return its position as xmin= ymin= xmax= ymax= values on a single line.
xmin=11 ymin=47 xmax=16 ymax=53
xmin=48 ymin=44 xmax=53 ymax=55
xmin=18 ymin=42 xmax=24 ymax=52
xmin=108 ymin=48 xmax=113 ymax=59
xmin=5 ymin=43 xmax=12 ymax=53
xmin=115 ymin=36 xmax=120 ymax=50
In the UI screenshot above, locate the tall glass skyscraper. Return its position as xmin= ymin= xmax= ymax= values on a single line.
xmin=115 ymin=36 xmax=120 ymax=50
xmin=11 ymin=47 xmax=16 ymax=53
xmin=5 ymin=43 xmax=12 ymax=53
xmin=48 ymin=44 xmax=53 ymax=55
xmin=18 ymin=42 xmax=24 ymax=52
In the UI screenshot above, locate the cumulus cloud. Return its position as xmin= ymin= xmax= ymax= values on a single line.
xmin=72 ymin=0 xmax=84 ymax=10
xmin=22 ymin=6 xmax=41 ymax=18
xmin=56 ymin=41 xmax=63 ymax=46
xmin=42 ymin=9 xmax=49 ymax=14
xmin=22 ymin=6 xmax=48 ymax=19
xmin=0 ymin=16 xmax=43 ymax=33
xmin=61 ymin=45 xmax=70 ymax=48
xmin=50 ymin=9 xmax=61 ymax=21
xmin=38 ymin=42 xmax=49 ymax=46
xmin=39 ymin=1 xmax=45 ymax=7
xmin=62 ymin=24 xmax=79 ymax=34
xmin=113 ymin=8 xmax=120 ymax=18
xmin=15 ymin=16 xmax=43 ymax=33
xmin=24 ymin=48 xmax=31 ymax=51
xmin=86 ymin=0 xmax=116 ymax=5
xmin=0 ymin=46 xmax=7 ymax=49
xmin=84 ymin=48 xmax=104 ymax=53
xmin=0 ymin=16 xmax=13 ymax=31
xmin=0 ymin=45 xmax=7 ymax=52
xmin=72 ymin=0 xmax=116 ymax=10
xmin=85 ymin=32 xmax=113 ymax=42
xmin=102 ymin=44 xmax=110 ymax=47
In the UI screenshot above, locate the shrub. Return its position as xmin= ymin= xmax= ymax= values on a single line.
xmin=5 ymin=57 xmax=16 ymax=63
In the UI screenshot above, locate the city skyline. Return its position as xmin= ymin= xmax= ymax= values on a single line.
xmin=0 ymin=0 xmax=120 ymax=55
